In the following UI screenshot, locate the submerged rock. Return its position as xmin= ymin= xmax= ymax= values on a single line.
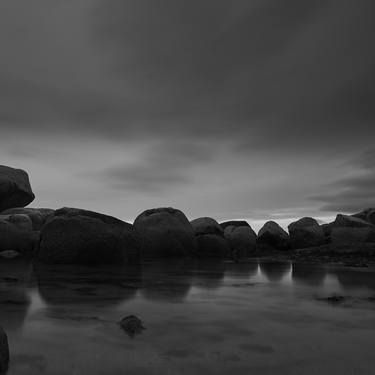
xmin=134 ymin=207 xmax=197 ymax=258
xmin=0 ymin=165 xmax=34 ymax=212
xmin=191 ymin=217 xmax=230 ymax=258
xmin=119 ymin=315 xmax=145 ymax=338
xmin=0 ymin=326 xmax=9 ymax=373
xmin=288 ymin=217 xmax=326 ymax=249
xmin=37 ymin=207 xmax=142 ymax=264
xmin=257 ymin=221 xmax=290 ymax=251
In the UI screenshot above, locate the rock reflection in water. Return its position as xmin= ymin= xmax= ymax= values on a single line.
xmin=140 ymin=261 xmax=193 ymax=301
xmin=0 ymin=260 xmax=32 ymax=329
xmin=292 ymin=263 xmax=327 ymax=286
xmin=224 ymin=261 xmax=258 ymax=279
xmin=329 ymin=268 xmax=375 ymax=292
xmin=34 ymin=264 xmax=142 ymax=306
xmin=258 ymin=261 xmax=291 ymax=282
xmin=191 ymin=260 xmax=226 ymax=290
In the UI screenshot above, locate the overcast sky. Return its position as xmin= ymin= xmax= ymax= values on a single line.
xmin=0 ymin=0 xmax=374 ymax=230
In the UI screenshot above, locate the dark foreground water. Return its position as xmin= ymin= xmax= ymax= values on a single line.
xmin=1 ymin=259 xmax=375 ymax=375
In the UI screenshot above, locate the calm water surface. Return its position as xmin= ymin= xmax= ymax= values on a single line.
xmin=1 ymin=259 xmax=375 ymax=375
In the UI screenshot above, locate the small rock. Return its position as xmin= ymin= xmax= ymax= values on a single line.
xmin=316 ymin=294 xmax=346 ymax=304
xmin=0 ymin=250 xmax=20 ymax=259
xmin=119 ymin=315 xmax=145 ymax=338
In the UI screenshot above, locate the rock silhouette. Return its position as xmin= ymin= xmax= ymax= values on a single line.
xmin=352 ymin=208 xmax=375 ymax=225
xmin=191 ymin=217 xmax=230 ymax=258
xmin=257 ymin=221 xmax=290 ymax=251
xmin=134 ymin=207 xmax=197 ymax=258
xmin=288 ymin=217 xmax=326 ymax=249
xmin=0 ymin=165 xmax=34 ymax=212
xmin=1 ymin=208 xmax=54 ymax=230
xmin=37 ymin=208 xmax=142 ymax=264
xmin=224 ymin=224 xmax=257 ymax=258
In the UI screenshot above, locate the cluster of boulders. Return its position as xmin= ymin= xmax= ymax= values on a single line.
xmin=1 ymin=165 xmax=375 ymax=265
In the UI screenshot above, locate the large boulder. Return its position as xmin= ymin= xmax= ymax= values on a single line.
xmin=224 ymin=224 xmax=257 ymax=258
xmin=0 ymin=214 xmax=38 ymax=253
xmin=288 ymin=217 xmax=326 ymax=249
xmin=1 ymin=207 xmax=54 ymax=230
xmin=36 ymin=207 xmax=141 ymax=264
xmin=0 ymin=326 xmax=9 ymax=373
xmin=352 ymin=208 xmax=375 ymax=225
xmin=191 ymin=217 xmax=230 ymax=258
xmin=257 ymin=221 xmax=290 ymax=251
xmin=331 ymin=227 xmax=375 ymax=246
xmin=134 ymin=207 xmax=197 ymax=258
xmin=0 ymin=165 xmax=34 ymax=211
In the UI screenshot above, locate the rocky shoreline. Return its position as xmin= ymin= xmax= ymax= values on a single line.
xmin=0 ymin=165 xmax=374 ymax=266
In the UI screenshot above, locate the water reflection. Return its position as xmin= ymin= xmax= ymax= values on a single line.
xmin=259 ymin=261 xmax=291 ymax=282
xmin=191 ymin=260 xmax=226 ymax=290
xmin=224 ymin=262 xmax=258 ymax=279
xmin=292 ymin=263 xmax=327 ymax=286
xmin=34 ymin=264 xmax=142 ymax=306
xmin=0 ymin=259 xmax=33 ymax=329
xmin=328 ymin=268 xmax=375 ymax=292
xmin=140 ymin=261 xmax=193 ymax=301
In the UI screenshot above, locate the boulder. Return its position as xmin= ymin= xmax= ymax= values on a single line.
xmin=134 ymin=207 xmax=196 ymax=258
xmin=331 ymin=227 xmax=375 ymax=246
xmin=191 ymin=217 xmax=230 ymax=258
xmin=224 ymin=225 xmax=257 ymax=258
xmin=257 ymin=221 xmax=290 ymax=251
xmin=195 ymin=234 xmax=230 ymax=258
xmin=0 ymin=165 xmax=34 ymax=211
xmin=36 ymin=207 xmax=141 ymax=264
xmin=288 ymin=217 xmax=326 ymax=249
xmin=333 ymin=214 xmax=373 ymax=228
xmin=0 ymin=326 xmax=9 ymax=373
xmin=1 ymin=207 xmax=54 ymax=230
xmin=352 ymin=208 xmax=375 ymax=225
xmin=220 ymin=220 xmax=250 ymax=230
xmin=190 ymin=217 xmax=223 ymax=236
xmin=0 ymin=214 xmax=38 ymax=253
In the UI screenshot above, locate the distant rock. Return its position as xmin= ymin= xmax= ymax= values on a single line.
xmin=333 ymin=214 xmax=373 ymax=228
xmin=288 ymin=217 xmax=326 ymax=249
xmin=257 ymin=221 xmax=290 ymax=251
xmin=0 ymin=165 xmax=34 ymax=211
xmin=0 ymin=326 xmax=9 ymax=373
xmin=352 ymin=208 xmax=375 ymax=225
xmin=224 ymin=224 xmax=257 ymax=258
xmin=220 ymin=220 xmax=250 ymax=230
xmin=191 ymin=217 xmax=230 ymax=258
xmin=134 ymin=207 xmax=197 ymax=258
xmin=1 ymin=207 xmax=54 ymax=230
xmin=0 ymin=214 xmax=38 ymax=253
xmin=37 ymin=207 xmax=142 ymax=264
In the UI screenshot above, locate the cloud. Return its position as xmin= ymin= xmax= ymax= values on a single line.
xmin=94 ymin=141 xmax=214 ymax=193
xmin=311 ymin=149 xmax=375 ymax=212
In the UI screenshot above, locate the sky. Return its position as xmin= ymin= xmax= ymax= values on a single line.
xmin=0 ymin=0 xmax=374 ymax=230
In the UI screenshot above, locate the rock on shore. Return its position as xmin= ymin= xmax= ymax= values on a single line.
xmin=223 ymin=222 xmax=257 ymax=258
xmin=0 ymin=208 xmax=54 ymax=230
xmin=37 ymin=208 xmax=142 ymax=264
xmin=134 ymin=207 xmax=197 ymax=258
xmin=0 ymin=165 xmax=34 ymax=212
xmin=288 ymin=217 xmax=326 ymax=249
xmin=191 ymin=217 xmax=230 ymax=258
xmin=257 ymin=221 xmax=290 ymax=251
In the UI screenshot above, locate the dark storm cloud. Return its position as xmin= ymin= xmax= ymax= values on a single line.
xmin=311 ymin=149 xmax=375 ymax=212
xmin=1 ymin=0 xmax=374 ymax=151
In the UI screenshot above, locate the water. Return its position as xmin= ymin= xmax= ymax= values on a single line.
xmin=1 ymin=259 xmax=375 ymax=375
